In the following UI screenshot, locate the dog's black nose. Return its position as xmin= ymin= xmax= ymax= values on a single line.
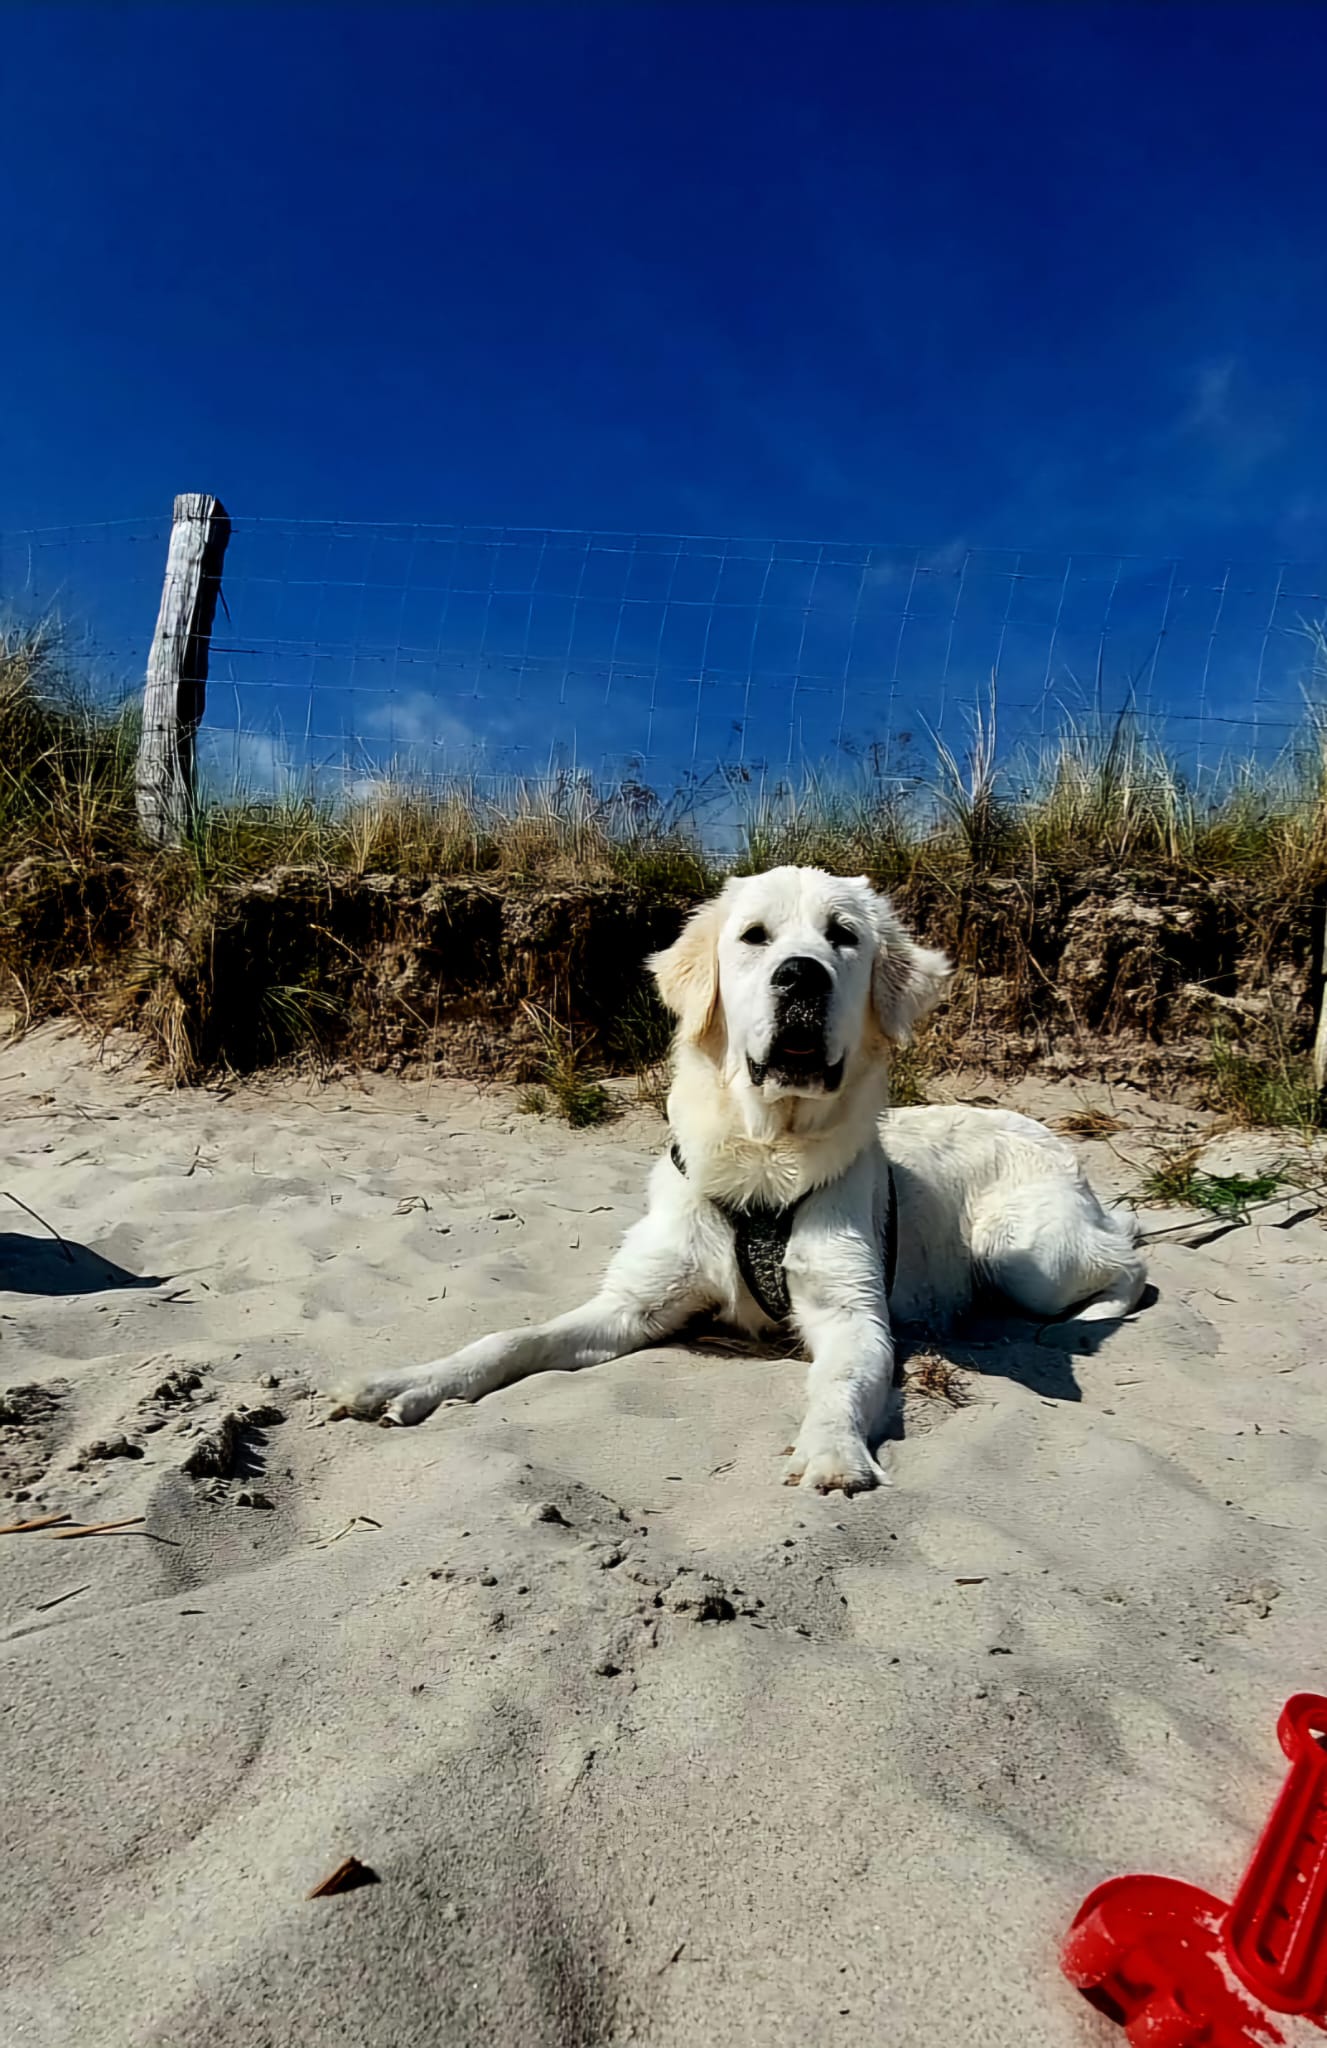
xmin=771 ymin=954 xmax=832 ymax=995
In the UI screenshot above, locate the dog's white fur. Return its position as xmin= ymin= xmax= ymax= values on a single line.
xmin=336 ymin=867 xmax=1145 ymax=1494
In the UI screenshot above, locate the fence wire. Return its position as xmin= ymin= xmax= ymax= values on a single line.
xmin=2 ymin=513 xmax=1325 ymax=808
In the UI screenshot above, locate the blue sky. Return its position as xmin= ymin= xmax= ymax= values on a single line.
xmin=2 ymin=3 xmax=1326 ymax=787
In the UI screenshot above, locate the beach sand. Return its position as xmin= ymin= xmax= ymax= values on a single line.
xmin=2 ymin=1023 xmax=1325 ymax=2046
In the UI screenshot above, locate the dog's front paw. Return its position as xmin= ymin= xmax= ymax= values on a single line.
xmin=382 ymin=1381 xmax=464 ymax=1427
xmin=783 ymin=1430 xmax=887 ymax=1496
xmin=329 ymin=1370 xmax=458 ymax=1427
xmin=329 ymin=1372 xmax=412 ymax=1422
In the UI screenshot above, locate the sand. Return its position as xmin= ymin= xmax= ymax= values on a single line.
xmin=2 ymin=1023 xmax=1325 ymax=2048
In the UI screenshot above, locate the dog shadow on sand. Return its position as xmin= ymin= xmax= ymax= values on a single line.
xmin=886 ymin=1282 xmax=1160 ymax=1438
xmin=688 ymin=1283 xmax=1158 ymax=1448
xmin=0 ymin=1230 xmax=165 ymax=1298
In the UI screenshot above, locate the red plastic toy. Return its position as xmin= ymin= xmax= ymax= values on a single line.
xmin=1062 ymin=1693 xmax=1327 ymax=2046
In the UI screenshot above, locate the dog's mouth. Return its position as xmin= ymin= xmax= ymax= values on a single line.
xmin=746 ymin=985 xmax=845 ymax=1095
xmin=747 ymin=1029 xmax=844 ymax=1095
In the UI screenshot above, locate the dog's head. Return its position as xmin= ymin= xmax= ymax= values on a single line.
xmin=648 ymin=867 xmax=950 ymax=1101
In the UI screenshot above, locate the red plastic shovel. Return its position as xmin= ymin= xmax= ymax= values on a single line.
xmin=1062 ymin=1693 xmax=1327 ymax=2046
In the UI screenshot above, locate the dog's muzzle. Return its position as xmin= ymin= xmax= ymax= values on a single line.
xmin=747 ymin=954 xmax=844 ymax=1094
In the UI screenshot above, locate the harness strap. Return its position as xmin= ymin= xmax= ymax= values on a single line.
xmin=670 ymin=1141 xmax=897 ymax=1324
xmin=884 ymin=1167 xmax=899 ymax=1301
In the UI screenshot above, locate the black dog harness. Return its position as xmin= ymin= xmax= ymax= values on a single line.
xmin=670 ymin=1141 xmax=898 ymax=1327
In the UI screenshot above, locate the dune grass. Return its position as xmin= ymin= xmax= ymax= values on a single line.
xmin=7 ymin=618 xmax=1327 ymax=898
xmin=0 ymin=625 xmax=140 ymax=871
xmin=3 ymin=619 xmax=1326 ymax=1114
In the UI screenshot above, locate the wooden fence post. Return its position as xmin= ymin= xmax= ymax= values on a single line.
xmin=135 ymin=493 xmax=231 ymax=847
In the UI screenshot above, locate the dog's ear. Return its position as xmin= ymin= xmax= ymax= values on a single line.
xmin=859 ymin=882 xmax=952 ymax=1046
xmin=648 ymin=894 xmax=726 ymax=1045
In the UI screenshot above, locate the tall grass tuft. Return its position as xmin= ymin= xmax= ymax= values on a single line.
xmin=0 ymin=622 xmax=138 ymax=873
xmin=1025 ymin=707 xmax=1191 ymax=867
xmin=517 ymin=1003 xmax=620 ymax=1127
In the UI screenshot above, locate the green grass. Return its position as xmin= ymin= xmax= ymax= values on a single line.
xmin=1207 ymin=1029 xmax=1322 ymax=1132
xmin=517 ymin=1003 xmax=620 ymax=1128
xmin=1139 ymin=1145 xmax=1290 ymax=1217
xmin=887 ymin=1043 xmax=931 ymax=1107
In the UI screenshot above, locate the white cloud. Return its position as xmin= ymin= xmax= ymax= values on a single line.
xmin=1176 ymin=356 xmax=1286 ymax=471
xmin=351 ymin=688 xmax=481 ymax=756
xmin=1182 ymin=357 xmax=1238 ymax=433
xmin=198 ymin=725 xmax=300 ymax=797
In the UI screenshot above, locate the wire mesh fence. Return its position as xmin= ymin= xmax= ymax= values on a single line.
xmin=3 ymin=511 xmax=1326 ymax=817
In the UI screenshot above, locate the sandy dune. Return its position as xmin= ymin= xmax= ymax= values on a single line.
xmin=2 ymin=1024 xmax=1325 ymax=2047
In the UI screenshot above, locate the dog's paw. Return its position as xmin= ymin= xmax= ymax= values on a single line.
xmin=783 ymin=1432 xmax=887 ymax=1496
xmin=381 ymin=1381 xmax=463 ymax=1427
xmin=330 ymin=1372 xmax=448 ymax=1426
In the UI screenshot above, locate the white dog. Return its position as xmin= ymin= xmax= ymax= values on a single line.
xmin=335 ymin=867 xmax=1145 ymax=1493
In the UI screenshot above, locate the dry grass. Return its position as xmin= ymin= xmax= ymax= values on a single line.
xmin=1052 ymin=1106 xmax=1127 ymax=1138
xmin=741 ymin=654 xmax=1327 ymax=902
xmin=0 ymin=623 xmax=139 ymax=866
xmin=8 ymin=623 xmax=1327 ymax=898
xmin=905 ymin=1353 xmax=972 ymax=1406
xmin=4 ymin=619 xmax=1327 ymax=1111
xmin=0 ymin=625 xmax=716 ymax=899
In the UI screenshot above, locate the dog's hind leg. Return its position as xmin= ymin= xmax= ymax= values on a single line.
xmin=969 ymin=1178 xmax=1146 ymax=1325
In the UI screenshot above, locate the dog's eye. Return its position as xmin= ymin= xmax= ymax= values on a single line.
xmin=740 ymin=923 xmax=770 ymax=946
xmin=825 ymin=919 xmax=858 ymax=949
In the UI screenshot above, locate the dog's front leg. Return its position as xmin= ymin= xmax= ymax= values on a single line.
xmin=783 ymin=1230 xmax=894 ymax=1496
xmin=334 ymin=1211 xmax=711 ymax=1426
